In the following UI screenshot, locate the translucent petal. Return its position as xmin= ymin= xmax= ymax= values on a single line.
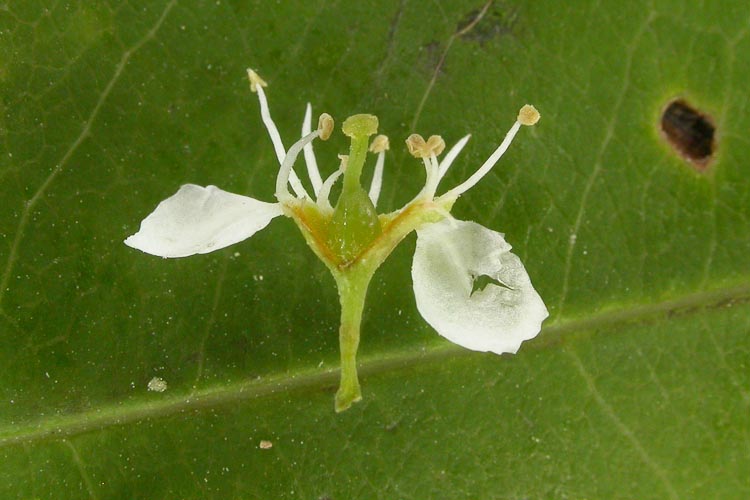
xmin=412 ymin=218 xmax=548 ymax=354
xmin=124 ymin=184 xmax=282 ymax=258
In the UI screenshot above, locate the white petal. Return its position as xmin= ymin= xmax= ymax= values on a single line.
xmin=412 ymin=218 xmax=548 ymax=354
xmin=125 ymin=184 xmax=283 ymax=258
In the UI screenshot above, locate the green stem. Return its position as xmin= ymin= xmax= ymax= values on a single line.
xmin=334 ymin=269 xmax=372 ymax=412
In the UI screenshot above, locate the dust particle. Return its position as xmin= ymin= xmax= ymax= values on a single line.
xmin=259 ymin=440 xmax=273 ymax=450
xmin=147 ymin=377 xmax=168 ymax=392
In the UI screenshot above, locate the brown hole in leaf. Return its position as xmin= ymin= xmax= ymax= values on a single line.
xmin=660 ymin=99 xmax=715 ymax=171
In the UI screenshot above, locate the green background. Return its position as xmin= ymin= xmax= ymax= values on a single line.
xmin=1 ymin=1 xmax=749 ymax=498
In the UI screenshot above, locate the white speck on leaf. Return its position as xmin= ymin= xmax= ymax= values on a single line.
xmin=147 ymin=377 xmax=168 ymax=392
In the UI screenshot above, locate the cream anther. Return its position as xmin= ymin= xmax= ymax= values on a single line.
xmin=518 ymin=105 xmax=540 ymax=126
xmin=426 ymin=135 xmax=446 ymax=156
xmin=369 ymin=135 xmax=390 ymax=153
xmin=318 ymin=113 xmax=334 ymax=140
xmin=406 ymin=134 xmax=428 ymax=158
xmin=246 ymin=68 xmax=267 ymax=93
xmin=406 ymin=134 xmax=445 ymax=158
xmin=337 ymin=154 xmax=349 ymax=172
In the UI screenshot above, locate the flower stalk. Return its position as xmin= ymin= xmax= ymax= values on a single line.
xmin=333 ymin=267 xmax=374 ymax=411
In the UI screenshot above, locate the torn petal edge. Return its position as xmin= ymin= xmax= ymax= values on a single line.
xmin=411 ymin=218 xmax=548 ymax=355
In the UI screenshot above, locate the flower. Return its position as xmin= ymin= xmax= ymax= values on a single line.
xmin=125 ymin=68 xmax=548 ymax=412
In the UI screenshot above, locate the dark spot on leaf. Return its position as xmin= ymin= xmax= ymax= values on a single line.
xmin=418 ymin=40 xmax=444 ymax=76
xmin=457 ymin=2 xmax=519 ymax=46
xmin=660 ymin=99 xmax=715 ymax=170
xmin=471 ymin=274 xmax=512 ymax=296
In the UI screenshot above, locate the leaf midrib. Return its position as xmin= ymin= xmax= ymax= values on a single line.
xmin=2 ymin=280 xmax=749 ymax=448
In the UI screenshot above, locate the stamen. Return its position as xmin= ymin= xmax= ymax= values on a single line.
xmin=302 ymin=103 xmax=323 ymax=195
xmin=336 ymin=155 xmax=349 ymax=173
xmin=406 ymin=134 xmax=445 ymax=158
xmin=247 ymin=68 xmax=286 ymax=164
xmin=275 ymin=131 xmax=320 ymax=202
xmin=368 ymin=135 xmax=389 ymax=207
xmin=425 ymin=135 xmax=446 ymax=156
xmin=369 ymin=134 xmax=389 ymax=154
xmin=437 ymin=134 xmax=471 ymax=180
xmin=420 ymin=154 xmax=441 ymax=199
xmin=440 ymin=105 xmax=539 ymax=200
xmin=407 ymin=134 xmax=445 ymax=200
xmin=518 ymin=104 xmax=540 ymax=126
xmin=406 ymin=134 xmax=428 ymax=158
xmin=247 ymin=68 xmax=309 ymax=199
xmin=318 ymin=113 xmax=334 ymax=140
xmin=246 ymin=68 xmax=267 ymax=92
xmin=338 ymin=154 xmax=350 ymax=171
xmin=317 ymin=155 xmax=348 ymax=212
xmin=285 ymin=167 xmax=309 ymax=198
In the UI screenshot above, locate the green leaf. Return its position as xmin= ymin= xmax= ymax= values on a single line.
xmin=1 ymin=0 xmax=748 ymax=498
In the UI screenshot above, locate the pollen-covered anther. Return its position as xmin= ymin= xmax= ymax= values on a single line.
xmin=246 ymin=68 xmax=267 ymax=93
xmin=518 ymin=104 xmax=540 ymax=126
xmin=369 ymin=134 xmax=390 ymax=153
xmin=406 ymin=134 xmax=445 ymax=158
xmin=406 ymin=134 xmax=428 ymax=158
xmin=426 ymin=135 xmax=445 ymax=156
xmin=318 ymin=113 xmax=334 ymax=140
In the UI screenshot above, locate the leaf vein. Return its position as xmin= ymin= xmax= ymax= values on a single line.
xmin=409 ymin=0 xmax=493 ymax=132
xmin=556 ymin=10 xmax=656 ymax=316
xmin=63 ymin=439 xmax=99 ymax=500
xmin=0 ymin=0 xmax=178 ymax=311
xmin=0 ymin=281 xmax=748 ymax=448
xmin=567 ymin=348 xmax=680 ymax=500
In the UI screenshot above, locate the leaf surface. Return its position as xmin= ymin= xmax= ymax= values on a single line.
xmin=1 ymin=1 xmax=749 ymax=498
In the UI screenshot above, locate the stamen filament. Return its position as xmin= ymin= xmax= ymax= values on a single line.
xmin=440 ymin=120 xmax=522 ymax=200
xmin=317 ymin=170 xmax=343 ymax=212
xmin=437 ymin=134 xmax=471 ymax=181
xmin=367 ymin=134 xmax=389 ymax=207
xmin=250 ymin=72 xmax=309 ymax=199
xmin=317 ymin=159 xmax=346 ymax=212
xmin=420 ymin=154 xmax=441 ymax=199
xmin=254 ymin=84 xmax=286 ymax=164
xmin=275 ymin=131 xmax=320 ymax=202
xmin=302 ymin=103 xmax=324 ymax=195
xmin=368 ymin=151 xmax=385 ymax=207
